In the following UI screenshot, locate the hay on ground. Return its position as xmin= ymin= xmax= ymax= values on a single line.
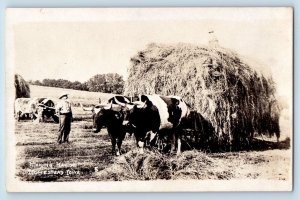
xmin=96 ymin=149 xmax=234 ymax=180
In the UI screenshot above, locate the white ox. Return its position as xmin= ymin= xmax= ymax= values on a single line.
xmin=14 ymin=97 xmax=56 ymax=122
xmin=14 ymin=98 xmax=39 ymax=121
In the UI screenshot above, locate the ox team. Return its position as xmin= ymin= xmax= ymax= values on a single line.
xmin=85 ymin=94 xmax=190 ymax=156
xmin=15 ymin=93 xmax=190 ymax=155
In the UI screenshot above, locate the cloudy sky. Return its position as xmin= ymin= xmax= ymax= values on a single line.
xmin=8 ymin=8 xmax=292 ymax=97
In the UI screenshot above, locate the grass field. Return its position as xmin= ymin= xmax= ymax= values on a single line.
xmin=14 ymin=85 xmax=292 ymax=182
xmin=30 ymin=84 xmax=115 ymax=106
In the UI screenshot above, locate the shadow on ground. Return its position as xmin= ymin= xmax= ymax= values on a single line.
xmin=248 ymin=137 xmax=290 ymax=151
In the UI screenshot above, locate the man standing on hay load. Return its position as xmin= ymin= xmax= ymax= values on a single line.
xmin=56 ymin=93 xmax=73 ymax=144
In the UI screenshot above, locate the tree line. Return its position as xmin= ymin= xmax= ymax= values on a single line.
xmin=28 ymin=73 xmax=124 ymax=94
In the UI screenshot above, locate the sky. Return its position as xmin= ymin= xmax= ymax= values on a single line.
xmin=8 ymin=8 xmax=293 ymax=98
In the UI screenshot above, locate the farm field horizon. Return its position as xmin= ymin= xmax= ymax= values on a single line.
xmin=30 ymin=84 xmax=116 ymax=106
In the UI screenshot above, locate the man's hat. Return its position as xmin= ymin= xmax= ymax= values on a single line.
xmin=59 ymin=93 xmax=69 ymax=99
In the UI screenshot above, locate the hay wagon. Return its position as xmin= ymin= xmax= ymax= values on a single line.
xmin=125 ymin=43 xmax=281 ymax=151
xmin=36 ymin=98 xmax=59 ymax=123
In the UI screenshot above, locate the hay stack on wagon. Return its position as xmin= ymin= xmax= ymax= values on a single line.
xmin=15 ymin=74 xmax=30 ymax=99
xmin=125 ymin=43 xmax=279 ymax=150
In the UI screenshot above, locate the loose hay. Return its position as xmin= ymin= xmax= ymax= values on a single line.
xmin=125 ymin=43 xmax=280 ymax=150
xmin=97 ymin=149 xmax=236 ymax=180
xmin=15 ymin=74 xmax=30 ymax=99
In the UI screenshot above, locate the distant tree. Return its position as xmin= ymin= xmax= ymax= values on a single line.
xmin=86 ymin=74 xmax=106 ymax=92
xmin=81 ymin=82 xmax=89 ymax=91
xmin=33 ymin=80 xmax=42 ymax=85
xmin=29 ymin=74 xmax=123 ymax=93
xmin=86 ymin=73 xmax=124 ymax=94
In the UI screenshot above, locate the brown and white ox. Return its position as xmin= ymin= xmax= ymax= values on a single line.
xmin=115 ymin=94 xmax=190 ymax=155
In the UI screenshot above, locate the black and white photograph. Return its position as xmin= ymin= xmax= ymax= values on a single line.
xmin=5 ymin=8 xmax=293 ymax=192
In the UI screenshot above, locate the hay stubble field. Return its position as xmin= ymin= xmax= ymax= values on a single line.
xmin=15 ymin=85 xmax=291 ymax=182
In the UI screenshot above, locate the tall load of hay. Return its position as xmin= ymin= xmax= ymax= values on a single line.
xmin=125 ymin=43 xmax=279 ymax=150
xmin=15 ymin=74 xmax=30 ymax=99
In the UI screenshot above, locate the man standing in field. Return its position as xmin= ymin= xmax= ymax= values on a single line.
xmin=56 ymin=93 xmax=73 ymax=144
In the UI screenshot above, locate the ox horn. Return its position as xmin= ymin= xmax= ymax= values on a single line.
xmin=37 ymin=103 xmax=45 ymax=108
xmin=132 ymin=101 xmax=143 ymax=105
xmin=114 ymin=96 xmax=131 ymax=106
xmin=92 ymin=103 xmax=110 ymax=114
xmin=131 ymin=101 xmax=145 ymax=108
xmin=95 ymin=104 xmax=110 ymax=109
xmin=104 ymin=101 xmax=123 ymax=112
xmin=113 ymin=96 xmax=126 ymax=107
xmin=103 ymin=101 xmax=113 ymax=110
xmin=113 ymin=96 xmax=138 ymax=110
